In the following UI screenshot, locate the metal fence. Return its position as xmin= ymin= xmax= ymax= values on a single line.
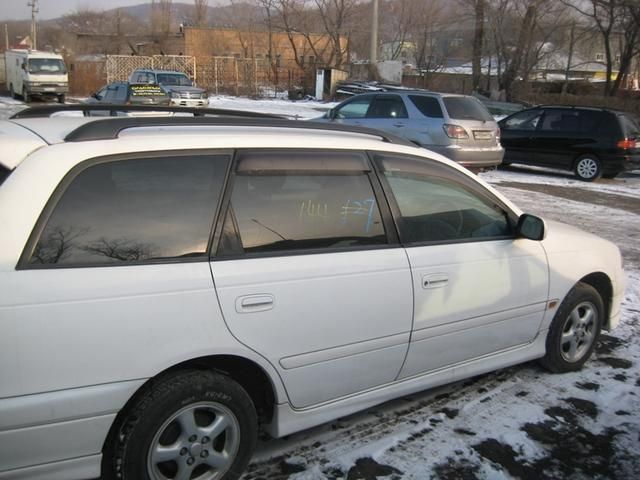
xmin=91 ymin=54 xmax=312 ymax=98
xmin=105 ymin=55 xmax=197 ymax=83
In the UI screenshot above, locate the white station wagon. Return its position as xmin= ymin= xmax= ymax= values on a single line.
xmin=0 ymin=105 xmax=626 ymax=480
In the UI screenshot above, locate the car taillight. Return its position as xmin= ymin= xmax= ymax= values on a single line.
xmin=443 ymin=124 xmax=469 ymax=139
xmin=617 ymin=138 xmax=637 ymax=149
xmin=495 ymin=128 xmax=501 ymax=142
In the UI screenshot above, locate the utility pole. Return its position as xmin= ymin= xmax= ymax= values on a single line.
xmin=4 ymin=24 xmax=9 ymax=50
xmin=27 ymin=0 xmax=38 ymax=50
xmin=369 ymin=0 xmax=380 ymax=80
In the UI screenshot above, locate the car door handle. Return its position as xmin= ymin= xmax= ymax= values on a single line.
xmin=235 ymin=294 xmax=274 ymax=313
xmin=393 ymin=123 xmax=405 ymax=127
xmin=422 ymin=273 xmax=449 ymax=289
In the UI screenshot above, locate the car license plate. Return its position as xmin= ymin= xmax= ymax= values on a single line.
xmin=473 ymin=130 xmax=493 ymax=140
xmin=44 ymin=87 xmax=55 ymax=92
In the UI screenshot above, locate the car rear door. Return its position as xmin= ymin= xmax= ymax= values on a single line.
xmin=210 ymin=150 xmax=413 ymax=409
xmin=373 ymin=152 xmax=549 ymax=377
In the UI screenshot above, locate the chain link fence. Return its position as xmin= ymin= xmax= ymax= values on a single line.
xmin=82 ymin=54 xmax=313 ymax=98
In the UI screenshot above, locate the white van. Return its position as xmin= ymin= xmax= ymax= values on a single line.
xmin=4 ymin=49 xmax=68 ymax=103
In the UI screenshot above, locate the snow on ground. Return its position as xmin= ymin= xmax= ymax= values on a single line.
xmin=2 ymin=96 xmax=639 ymax=479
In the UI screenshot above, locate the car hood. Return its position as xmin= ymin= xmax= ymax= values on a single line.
xmin=162 ymin=85 xmax=205 ymax=94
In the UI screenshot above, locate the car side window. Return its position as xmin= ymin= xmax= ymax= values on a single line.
xmin=218 ymin=152 xmax=387 ymax=256
xmin=540 ymin=109 xmax=580 ymax=132
xmin=502 ymin=109 xmax=543 ymax=131
xmin=334 ymin=97 xmax=373 ymax=119
xmin=409 ymin=95 xmax=444 ymax=118
xmin=367 ymin=96 xmax=408 ymax=119
xmin=25 ymin=154 xmax=230 ymax=267
xmin=375 ymin=154 xmax=513 ymax=244
xmin=114 ymin=84 xmax=128 ymax=102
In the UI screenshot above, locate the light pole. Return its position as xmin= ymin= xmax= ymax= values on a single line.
xmin=27 ymin=0 xmax=38 ymax=50
xmin=369 ymin=0 xmax=379 ymax=80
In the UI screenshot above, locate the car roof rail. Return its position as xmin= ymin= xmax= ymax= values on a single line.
xmin=60 ymin=116 xmax=417 ymax=147
xmin=10 ymin=104 xmax=287 ymax=120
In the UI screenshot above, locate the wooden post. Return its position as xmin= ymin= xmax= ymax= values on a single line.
xmin=235 ymin=58 xmax=239 ymax=96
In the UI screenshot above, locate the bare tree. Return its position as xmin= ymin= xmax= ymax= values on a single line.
xmin=313 ymin=0 xmax=358 ymax=68
xmin=152 ymin=0 xmax=173 ymax=35
xmin=560 ymin=0 xmax=623 ymax=96
xmin=194 ymin=0 xmax=209 ymax=27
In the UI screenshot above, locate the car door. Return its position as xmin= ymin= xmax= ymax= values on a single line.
xmin=534 ymin=109 xmax=602 ymax=169
xmin=373 ymin=153 xmax=549 ymax=378
xmin=499 ymin=108 xmax=544 ymax=165
xmin=361 ymin=94 xmax=411 ymax=135
xmin=210 ymin=150 xmax=413 ymax=408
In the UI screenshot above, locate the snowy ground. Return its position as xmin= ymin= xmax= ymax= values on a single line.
xmin=3 ymin=97 xmax=639 ymax=479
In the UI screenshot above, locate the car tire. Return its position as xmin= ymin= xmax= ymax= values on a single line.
xmin=573 ymin=154 xmax=602 ymax=181
xmin=10 ymin=84 xmax=16 ymax=99
xmin=22 ymin=87 xmax=30 ymax=103
xmin=103 ymin=370 xmax=257 ymax=480
xmin=58 ymin=94 xmax=66 ymax=104
xmin=539 ymin=282 xmax=603 ymax=373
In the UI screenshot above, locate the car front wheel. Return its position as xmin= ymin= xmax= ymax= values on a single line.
xmin=104 ymin=370 xmax=257 ymax=480
xmin=540 ymin=282 xmax=603 ymax=373
xmin=574 ymin=154 xmax=602 ymax=181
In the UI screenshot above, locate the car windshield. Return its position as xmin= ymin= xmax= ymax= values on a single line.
xmin=443 ymin=97 xmax=493 ymax=122
xmin=156 ymin=73 xmax=193 ymax=86
xmin=27 ymin=58 xmax=66 ymax=74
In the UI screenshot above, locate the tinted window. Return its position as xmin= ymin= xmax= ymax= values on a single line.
xmin=443 ymin=97 xmax=493 ymax=121
xmin=156 ymin=73 xmax=193 ymax=86
xmin=335 ymin=97 xmax=372 ymax=119
xmin=114 ymin=84 xmax=128 ymax=102
xmin=502 ymin=109 xmax=543 ymax=131
xmin=0 ymin=165 xmax=10 ymax=187
xmin=28 ymin=155 xmax=229 ymax=267
xmin=224 ymin=172 xmax=386 ymax=254
xmin=409 ymin=95 xmax=444 ymax=118
xmin=377 ymin=155 xmax=512 ymax=243
xmin=540 ymin=109 xmax=580 ymax=132
xmin=367 ymin=96 xmax=408 ymax=118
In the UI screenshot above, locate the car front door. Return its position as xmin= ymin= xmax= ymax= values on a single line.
xmin=210 ymin=150 xmax=413 ymax=409
xmin=330 ymin=95 xmax=374 ymax=126
xmin=499 ymin=108 xmax=544 ymax=165
xmin=373 ymin=153 xmax=549 ymax=377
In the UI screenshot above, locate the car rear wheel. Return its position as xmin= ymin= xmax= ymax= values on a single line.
xmin=22 ymin=87 xmax=30 ymax=103
xmin=573 ymin=154 xmax=602 ymax=181
xmin=540 ymin=282 xmax=603 ymax=373
xmin=104 ymin=370 xmax=257 ymax=480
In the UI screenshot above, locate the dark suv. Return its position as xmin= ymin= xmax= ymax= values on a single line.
xmin=499 ymin=106 xmax=640 ymax=180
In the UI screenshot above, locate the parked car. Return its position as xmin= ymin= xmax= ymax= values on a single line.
xmin=315 ymin=91 xmax=504 ymax=169
xmin=499 ymin=105 xmax=640 ymax=180
xmin=0 ymin=105 xmax=626 ymax=480
xmin=129 ymin=69 xmax=208 ymax=107
xmin=86 ymin=81 xmax=171 ymax=109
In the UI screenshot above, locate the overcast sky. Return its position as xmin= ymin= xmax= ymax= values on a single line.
xmin=2 ymin=1 xmax=195 ymax=21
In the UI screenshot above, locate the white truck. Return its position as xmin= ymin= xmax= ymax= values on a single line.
xmin=5 ymin=49 xmax=69 ymax=103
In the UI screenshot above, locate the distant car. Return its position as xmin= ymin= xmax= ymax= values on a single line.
xmin=86 ymin=81 xmax=171 ymax=108
xmin=315 ymin=91 xmax=503 ymax=169
xmin=499 ymin=106 xmax=640 ymax=181
xmin=129 ymin=69 xmax=208 ymax=107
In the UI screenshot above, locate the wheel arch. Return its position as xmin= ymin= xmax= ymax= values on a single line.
xmin=578 ymin=272 xmax=613 ymax=330
xmin=101 ymin=354 xmax=278 ymax=459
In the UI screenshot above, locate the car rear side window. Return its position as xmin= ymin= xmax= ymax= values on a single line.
xmin=443 ymin=97 xmax=493 ymax=122
xmin=409 ymin=95 xmax=444 ymax=118
xmin=218 ymin=152 xmax=387 ymax=255
xmin=367 ymin=96 xmax=408 ymax=118
xmin=25 ymin=154 xmax=229 ymax=267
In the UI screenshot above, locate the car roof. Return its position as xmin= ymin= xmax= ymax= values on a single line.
xmin=0 ymin=106 xmax=417 ymax=170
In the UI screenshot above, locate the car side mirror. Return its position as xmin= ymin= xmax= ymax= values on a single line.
xmin=516 ymin=214 xmax=545 ymax=241
xmin=326 ymin=108 xmax=335 ymax=120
